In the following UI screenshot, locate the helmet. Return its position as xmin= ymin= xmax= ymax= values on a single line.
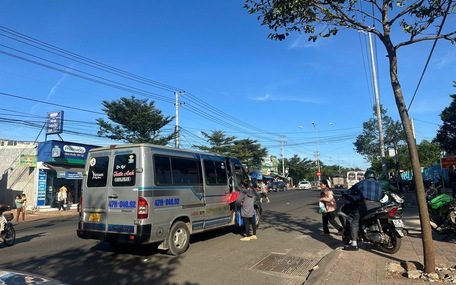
xmin=364 ymin=169 xmax=377 ymax=179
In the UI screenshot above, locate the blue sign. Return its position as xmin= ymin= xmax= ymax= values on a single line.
xmin=38 ymin=140 xmax=100 ymax=164
xmin=46 ymin=111 xmax=64 ymax=135
xmin=37 ymin=170 xmax=47 ymax=206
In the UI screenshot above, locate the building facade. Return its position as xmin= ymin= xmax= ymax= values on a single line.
xmin=0 ymin=139 xmax=99 ymax=209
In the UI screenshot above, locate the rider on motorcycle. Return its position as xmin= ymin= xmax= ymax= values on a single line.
xmin=0 ymin=203 xmax=8 ymax=243
xmin=379 ymin=174 xmax=398 ymax=193
xmin=344 ymin=169 xmax=383 ymax=251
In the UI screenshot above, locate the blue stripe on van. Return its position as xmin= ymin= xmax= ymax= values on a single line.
xmin=138 ymin=186 xmax=204 ymax=200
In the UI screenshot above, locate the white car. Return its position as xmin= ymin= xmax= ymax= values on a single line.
xmin=298 ymin=181 xmax=312 ymax=190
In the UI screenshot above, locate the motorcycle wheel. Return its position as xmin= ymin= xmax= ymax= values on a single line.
xmin=378 ymin=223 xmax=401 ymax=254
xmin=3 ymin=224 xmax=15 ymax=246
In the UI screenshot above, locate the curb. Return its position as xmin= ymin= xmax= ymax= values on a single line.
xmin=303 ymin=248 xmax=342 ymax=285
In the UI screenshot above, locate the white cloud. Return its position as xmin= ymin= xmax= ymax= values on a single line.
xmin=288 ymin=35 xmax=321 ymax=49
xmin=249 ymin=93 xmax=319 ymax=103
xmin=434 ymin=51 xmax=456 ymax=69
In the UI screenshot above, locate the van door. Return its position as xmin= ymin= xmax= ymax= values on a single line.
xmin=202 ymin=158 xmax=230 ymax=228
xmin=83 ymin=150 xmax=139 ymax=236
xmin=106 ymin=151 xmax=139 ymax=235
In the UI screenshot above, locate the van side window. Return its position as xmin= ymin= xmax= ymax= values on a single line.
xmin=154 ymin=155 xmax=172 ymax=185
xmin=87 ymin=156 xmax=109 ymax=187
xmin=235 ymin=165 xmax=248 ymax=189
xmin=204 ymin=160 xmax=227 ymax=185
xmin=112 ymin=154 xmax=136 ymax=186
xmin=171 ymin=157 xmax=202 ymax=185
xmin=154 ymin=155 xmax=203 ymax=190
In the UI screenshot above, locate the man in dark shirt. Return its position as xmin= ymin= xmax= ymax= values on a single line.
xmin=344 ymin=169 xmax=383 ymax=251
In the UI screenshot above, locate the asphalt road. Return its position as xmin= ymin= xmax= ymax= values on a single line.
xmin=0 ymin=189 xmax=344 ymax=285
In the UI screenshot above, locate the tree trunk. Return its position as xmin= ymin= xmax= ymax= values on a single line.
xmin=387 ymin=47 xmax=435 ymax=273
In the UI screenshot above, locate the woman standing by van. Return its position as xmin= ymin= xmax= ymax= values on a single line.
xmin=236 ymin=179 xmax=260 ymax=241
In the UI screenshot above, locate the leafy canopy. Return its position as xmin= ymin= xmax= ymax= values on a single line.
xmin=244 ymin=0 xmax=456 ymax=46
xmin=192 ymin=130 xmax=237 ymax=155
xmin=193 ymin=130 xmax=267 ymax=172
xmin=354 ymin=105 xmax=405 ymax=163
xmin=97 ymin=96 xmax=174 ymax=145
xmin=436 ymin=85 xmax=456 ymax=155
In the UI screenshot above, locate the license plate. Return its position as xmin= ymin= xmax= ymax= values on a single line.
xmin=392 ymin=219 xmax=404 ymax=228
xmin=88 ymin=213 xmax=101 ymax=223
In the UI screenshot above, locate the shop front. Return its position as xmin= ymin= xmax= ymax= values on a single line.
xmin=37 ymin=140 xmax=99 ymax=208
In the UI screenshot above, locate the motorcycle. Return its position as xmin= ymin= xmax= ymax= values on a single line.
xmin=337 ymin=190 xmax=406 ymax=254
xmin=0 ymin=205 xmax=16 ymax=246
xmin=427 ymin=193 xmax=456 ymax=236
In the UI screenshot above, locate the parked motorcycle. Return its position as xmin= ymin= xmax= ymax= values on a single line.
xmin=427 ymin=193 xmax=456 ymax=235
xmin=0 ymin=205 xmax=16 ymax=246
xmin=337 ymin=190 xmax=406 ymax=254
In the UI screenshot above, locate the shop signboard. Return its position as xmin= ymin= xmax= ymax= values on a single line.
xmin=46 ymin=111 xmax=64 ymax=135
xmin=38 ymin=140 xmax=100 ymax=165
xmin=441 ymin=156 xmax=456 ymax=169
xmin=37 ymin=170 xmax=46 ymax=206
xmin=20 ymin=154 xmax=37 ymax=167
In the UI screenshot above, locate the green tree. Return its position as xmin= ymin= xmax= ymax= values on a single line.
xmin=436 ymin=88 xmax=456 ymax=155
xmin=418 ymin=140 xmax=442 ymax=168
xmin=354 ymin=105 xmax=405 ymax=165
xmin=97 ymin=96 xmax=174 ymax=144
xmin=280 ymin=154 xmax=314 ymax=182
xmin=244 ymin=0 xmax=456 ymax=273
xmin=192 ymin=130 xmax=237 ymax=155
xmin=231 ymin=138 xmax=268 ymax=173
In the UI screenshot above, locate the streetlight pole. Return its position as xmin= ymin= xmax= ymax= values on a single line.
xmin=328 ymin=122 xmax=341 ymax=174
xmin=312 ymin=122 xmax=321 ymax=181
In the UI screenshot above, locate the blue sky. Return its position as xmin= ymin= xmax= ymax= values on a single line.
xmin=0 ymin=1 xmax=455 ymax=172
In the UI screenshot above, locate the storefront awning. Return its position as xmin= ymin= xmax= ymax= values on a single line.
xmin=42 ymin=164 xmax=84 ymax=180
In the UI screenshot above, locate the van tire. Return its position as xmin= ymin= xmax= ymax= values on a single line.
xmin=167 ymin=221 xmax=190 ymax=255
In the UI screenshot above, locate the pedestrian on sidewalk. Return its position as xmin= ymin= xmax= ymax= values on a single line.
xmin=236 ymin=179 xmax=260 ymax=241
xmin=57 ymin=186 xmax=67 ymax=211
xmin=15 ymin=195 xmax=25 ymax=223
xmin=259 ymin=180 xmax=270 ymax=203
xmin=318 ymin=179 xmax=343 ymax=236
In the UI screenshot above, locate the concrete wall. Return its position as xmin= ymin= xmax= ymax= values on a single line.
xmin=0 ymin=141 xmax=37 ymax=207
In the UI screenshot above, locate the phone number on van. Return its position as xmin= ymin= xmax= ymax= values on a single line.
xmin=108 ymin=200 xmax=136 ymax=208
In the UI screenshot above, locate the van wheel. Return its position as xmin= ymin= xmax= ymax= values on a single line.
xmin=167 ymin=221 xmax=190 ymax=255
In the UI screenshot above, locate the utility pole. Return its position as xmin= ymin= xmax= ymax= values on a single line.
xmin=368 ymin=32 xmax=387 ymax=177
xmin=312 ymin=122 xmax=321 ymax=181
xmin=174 ymin=91 xmax=185 ymax=148
xmin=280 ymin=136 xmax=287 ymax=176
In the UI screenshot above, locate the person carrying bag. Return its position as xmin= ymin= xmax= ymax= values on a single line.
xmin=318 ymin=179 xmax=343 ymax=236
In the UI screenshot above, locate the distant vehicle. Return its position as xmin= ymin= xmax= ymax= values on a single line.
xmin=332 ymin=175 xmax=345 ymax=188
xmin=357 ymin=172 xmax=365 ymax=181
xmin=268 ymin=181 xmax=287 ymax=192
xmin=347 ymin=171 xmax=358 ymax=189
xmin=298 ymin=181 xmax=312 ymax=190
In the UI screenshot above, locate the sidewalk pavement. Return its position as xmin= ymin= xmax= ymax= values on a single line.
xmin=5 ymin=206 xmax=78 ymax=224
xmin=305 ymin=189 xmax=456 ymax=285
